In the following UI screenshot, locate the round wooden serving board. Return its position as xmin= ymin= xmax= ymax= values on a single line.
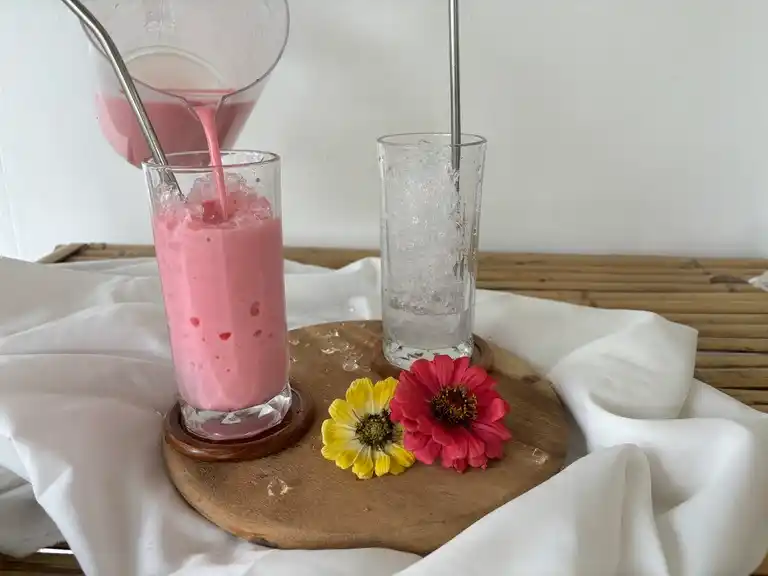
xmin=163 ymin=321 xmax=569 ymax=555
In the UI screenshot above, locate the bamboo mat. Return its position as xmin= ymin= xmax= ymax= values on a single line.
xmin=2 ymin=242 xmax=765 ymax=575
xmin=37 ymin=242 xmax=768 ymax=415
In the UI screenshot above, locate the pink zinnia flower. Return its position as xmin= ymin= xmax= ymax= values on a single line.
xmin=389 ymin=354 xmax=511 ymax=473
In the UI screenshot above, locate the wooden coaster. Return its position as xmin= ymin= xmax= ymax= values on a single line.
xmin=163 ymin=320 xmax=569 ymax=555
xmin=370 ymin=333 xmax=494 ymax=380
xmin=163 ymin=382 xmax=314 ymax=463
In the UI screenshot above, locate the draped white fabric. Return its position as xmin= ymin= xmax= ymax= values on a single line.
xmin=0 ymin=256 xmax=765 ymax=575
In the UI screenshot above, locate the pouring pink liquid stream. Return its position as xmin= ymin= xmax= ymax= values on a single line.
xmin=141 ymin=93 xmax=289 ymax=418
xmin=194 ymin=105 xmax=229 ymax=217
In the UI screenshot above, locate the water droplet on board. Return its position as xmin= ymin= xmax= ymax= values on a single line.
xmin=342 ymin=352 xmax=363 ymax=372
xmin=342 ymin=359 xmax=359 ymax=371
xmin=267 ymin=478 xmax=291 ymax=497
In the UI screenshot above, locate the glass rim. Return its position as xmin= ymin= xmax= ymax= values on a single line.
xmin=142 ymin=149 xmax=280 ymax=173
xmin=377 ymin=132 xmax=487 ymax=148
xmin=81 ymin=0 xmax=290 ymax=102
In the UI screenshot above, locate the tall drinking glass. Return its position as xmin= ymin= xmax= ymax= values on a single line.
xmin=143 ymin=150 xmax=290 ymax=441
xmin=378 ymin=133 xmax=487 ymax=369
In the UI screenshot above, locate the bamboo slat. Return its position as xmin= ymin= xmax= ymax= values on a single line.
xmin=480 ymin=281 xmax=757 ymax=293
xmin=721 ymin=389 xmax=768 ymax=404
xmin=697 ymin=338 xmax=768 ymax=353
xmin=692 ymin=325 xmax=767 ymax=339
xmin=696 ymin=353 xmax=768 ymax=369
xmin=25 ymin=242 xmax=768 ymax=576
xmin=36 ymin=243 xmax=88 ymax=264
xmin=664 ymin=313 xmax=768 ymax=325
xmin=35 ymin=244 xmax=768 ymax=405
xmin=0 ymin=549 xmax=81 ymax=574
xmin=694 ymin=369 xmax=768 ymax=388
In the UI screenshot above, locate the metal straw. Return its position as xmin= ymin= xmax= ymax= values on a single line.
xmin=61 ymin=0 xmax=182 ymax=195
xmin=449 ymin=0 xmax=461 ymax=173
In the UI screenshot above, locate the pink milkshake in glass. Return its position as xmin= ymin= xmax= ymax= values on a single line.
xmin=144 ymin=150 xmax=291 ymax=441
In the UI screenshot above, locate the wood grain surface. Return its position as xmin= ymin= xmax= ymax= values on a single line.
xmin=163 ymin=321 xmax=568 ymax=554
xmin=4 ymin=243 xmax=765 ymax=574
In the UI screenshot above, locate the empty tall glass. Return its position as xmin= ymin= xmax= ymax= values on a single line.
xmin=378 ymin=133 xmax=487 ymax=369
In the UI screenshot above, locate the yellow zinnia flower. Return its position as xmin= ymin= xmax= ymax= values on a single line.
xmin=321 ymin=377 xmax=416 ymax=479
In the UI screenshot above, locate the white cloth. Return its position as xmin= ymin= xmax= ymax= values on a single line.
xmin=0 ymin=256 xmax=765 ymax=575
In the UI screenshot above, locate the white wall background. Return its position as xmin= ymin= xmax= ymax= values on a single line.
xmin=2 ymin=0 xmax=768 ymax=261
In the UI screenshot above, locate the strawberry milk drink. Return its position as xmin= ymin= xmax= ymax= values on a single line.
xmin=145 ymin=145 xmax=290 ymax=441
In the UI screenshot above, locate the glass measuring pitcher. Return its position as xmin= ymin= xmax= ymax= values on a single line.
xmin=82 ymin=0 xmax=289 ymax=166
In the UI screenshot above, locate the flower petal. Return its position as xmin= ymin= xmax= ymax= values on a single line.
xmin=321 ymin=442 xmax=346 ymax=460
xmin=432 ymin=354 xmax=455 ymax=387
xmin=468 ymin=453 xmax=489 ymax=468
xmin=474 ymin=420 xmax=512 ymax=442
xmin=346 ymin=378 xmax=375 ymax=415
xmin=396 ymin=373 xmax=431 ymax=403
xmin=413 ymin=439 xmax=442 ymax=465
xmin=389 ymin=398 xmax=404 ymax=422
xmin=373 ymin=377 xmax=398 ymax=412
xmin=441 ymin=428 xmax=469 ymax=460
xmin=400 ymin=417 xmax=421 ymax=433
xmin=325 ymin=444 xmax=361 ymax=469
xmin=430 ymin=423 xmax=457 ymax=447
xmin=403 ymin=431 xmax=429 ymax=452
xmin=392 ymin=397 xmax=430 ymax=422
xmin=416 ymin=415 xmax=437 ymax=435
xmin=475 ymin=387 xmax=500 ymax=406
xmin=444 ymin=457 xmax=468 ymax=473
xmin=410 ymin=359 xmax=441 ymax=395
xmin=387 ymin=442 xmax=416 ymax=468
xmin=451 ymin=356 xmax=471 ymax=384
xmin=465 ymin=428 xmax=486 ymax=459
xmin=328 ymin=399 xmax=359 ymax=427
xmin=352 ymin=447 xmax=375 ymax=479
xmin=374 ymin=450 xmax=391 ymax=477
xmin=477 ymin=397 xmax=509 ymax=423
xmin=462 ymin=366 xmax=495 ymax=392
xmin=482 ymin=439 xmax=504 ymax=460
xmin=321 ymin=418 xmax=356 ymax=446
xmin=388 ymin=459 xmax=406 ymax=475
xmin=390 ymin=374 xmax=431 ymax=422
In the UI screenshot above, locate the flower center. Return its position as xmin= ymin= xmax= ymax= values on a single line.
xmin=430 ymin=386 xmax=478 ymax=426
xmin=355 ymin=410 xmax=394 ymax=450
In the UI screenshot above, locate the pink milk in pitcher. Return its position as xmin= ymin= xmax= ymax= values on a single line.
xmin=96 ymin=89 xmax=255 ymax=167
